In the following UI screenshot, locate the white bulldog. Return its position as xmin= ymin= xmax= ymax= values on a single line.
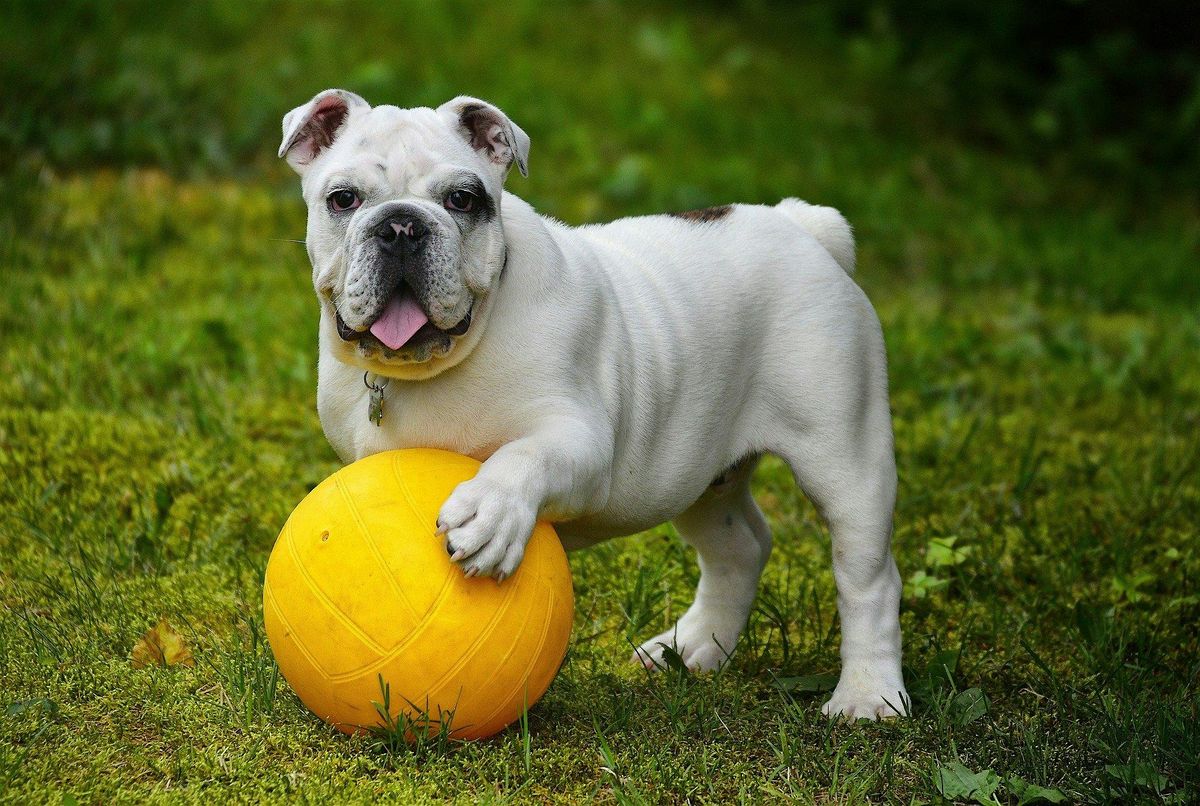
xmin=280 ymin=89 xmax=908 ymax=719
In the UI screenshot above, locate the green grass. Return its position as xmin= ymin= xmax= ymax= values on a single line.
xmin=1 ymin=2 xmax=1198 ymax=803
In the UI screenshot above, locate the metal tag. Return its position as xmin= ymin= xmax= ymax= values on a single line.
xmin=364 ymin=372 xmax=388 ymax=426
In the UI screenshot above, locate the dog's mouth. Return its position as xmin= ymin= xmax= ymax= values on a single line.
xmin=335 ymin=289 xmax=472 ymax=352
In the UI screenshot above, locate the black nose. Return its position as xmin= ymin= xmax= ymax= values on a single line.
xmin=374 ymin=215 xmax=427 ymax=251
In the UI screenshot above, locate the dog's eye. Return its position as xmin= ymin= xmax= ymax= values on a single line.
xmin=327 ymin=189 xmax=361 ymax=213
xmin=445 ymin=190 xmax=476 ymax=213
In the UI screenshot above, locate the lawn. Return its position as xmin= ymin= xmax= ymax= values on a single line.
xmin=1 ymin=2 xmax=1198 ymax=803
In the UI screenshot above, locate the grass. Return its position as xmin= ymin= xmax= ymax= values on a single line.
xmin=1 ymin=2 xmax=1198 ymax=803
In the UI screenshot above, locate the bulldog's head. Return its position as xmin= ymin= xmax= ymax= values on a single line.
xmin=280 ymin=90 xmax=529 ymax=379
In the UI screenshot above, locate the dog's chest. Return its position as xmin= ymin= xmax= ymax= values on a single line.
xmin=317 ymin=370 xmax=512 ymax=464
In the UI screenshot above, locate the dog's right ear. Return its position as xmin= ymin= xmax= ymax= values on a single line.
xmin=278 ymin=89 xmax=370 ymax=173
xmin=437 ymin=96 xmax=530 ymax=179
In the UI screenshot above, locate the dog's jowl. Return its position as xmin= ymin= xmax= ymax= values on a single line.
xmin=280 ymin=89 xmax=908 ymax=719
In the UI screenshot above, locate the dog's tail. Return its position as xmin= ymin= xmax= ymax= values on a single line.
xmin=775 ymin=198 xmax=856 ymax=276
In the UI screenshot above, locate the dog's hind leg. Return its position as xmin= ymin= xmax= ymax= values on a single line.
xmin=770 ymin=342 xmax=909 ymax=719
xmin=633 ymin=457 xmax=772 ymax=671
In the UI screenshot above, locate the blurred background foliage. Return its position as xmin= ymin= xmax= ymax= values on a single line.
xmin=2 ymin=0 xmax=1197 ymax=189
xmin=824 ymin=0 xmax=1200 ymax=190
xmin=2 ymin=0 xmax=1197 ymax=314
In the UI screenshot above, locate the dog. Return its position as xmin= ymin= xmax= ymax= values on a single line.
xmin=279 ymin=89 xmax=908 ymax=719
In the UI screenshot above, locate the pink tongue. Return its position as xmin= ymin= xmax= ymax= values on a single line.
xmin=369 ymin=294 xmax=429 ymax=350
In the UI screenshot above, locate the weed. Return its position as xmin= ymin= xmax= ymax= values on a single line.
xmin=369 ymin=675 xmax=459 ymax=764
xmin=213 ymin=614 xmax=282 ymax=727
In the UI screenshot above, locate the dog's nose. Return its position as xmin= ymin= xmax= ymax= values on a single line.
xmin=374 ymin=215 xmax=427 ymax=250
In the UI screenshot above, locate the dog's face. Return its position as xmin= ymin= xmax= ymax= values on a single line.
xmin=280 ymin=90 xmax=529 ymax=379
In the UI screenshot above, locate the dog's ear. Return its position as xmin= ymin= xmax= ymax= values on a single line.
xmin=437 ymin=96 xmax=529 ymax=178
xmin=278 ymin=89 xmax=370 ymax=173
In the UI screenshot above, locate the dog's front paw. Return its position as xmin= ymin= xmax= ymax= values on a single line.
xmin=822 ymin=669 xmax=909 ymax=721
xmin=437 ymin=477 xmax=536 ymax=580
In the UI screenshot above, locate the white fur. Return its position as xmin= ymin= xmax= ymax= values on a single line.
xmin=775 ymin=198 xmax=856 ymax=275
xmin=288 ymin=94 xmax=909 ymax=720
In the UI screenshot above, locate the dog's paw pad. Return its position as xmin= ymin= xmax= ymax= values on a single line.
xmin=437 ymin=478 xmax=534 ymax=579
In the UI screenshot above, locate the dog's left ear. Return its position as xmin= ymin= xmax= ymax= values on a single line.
xmin=438 ymin=96 xmax=530 ymax=178
xmin=278 ymin=89 xmax=370 ymax=173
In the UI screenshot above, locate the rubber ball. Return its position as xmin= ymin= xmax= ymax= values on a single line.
xmin=263 ymin=448 xmax=573 ymax=739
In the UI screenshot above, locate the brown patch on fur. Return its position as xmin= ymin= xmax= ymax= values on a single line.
xmin=669 ymin=205 xmax=732 ymax=223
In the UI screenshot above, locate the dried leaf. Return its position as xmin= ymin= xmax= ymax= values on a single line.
xmin=131 ymin=617 xmax=194 ymax=668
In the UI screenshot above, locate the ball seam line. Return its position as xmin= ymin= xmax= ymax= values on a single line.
xmin=263 ymin=557 xmax=327 ymax=685
xmin=334 ymin=471 xmax=421 ymax=625
xmin=321 ymin=559 xmax=466 ymax=684
xmin=470 ymin=584 xmax=559 ymax=736
xmin=283 ymin=510 xmax=388 ymax=657
xmin=347 ymin=577 xmax=520 ymax=729
xmin=390 ymin=451 xmax=458 ymax=625
xmin=393 ymin=566 xmax=523 ymax=713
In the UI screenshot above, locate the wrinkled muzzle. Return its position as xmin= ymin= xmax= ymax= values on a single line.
xmin=336 ymin=201 xmax=472 ymax=353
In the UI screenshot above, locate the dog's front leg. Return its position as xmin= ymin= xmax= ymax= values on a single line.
xmin=436 ymin=417 xmax=610 ymax=579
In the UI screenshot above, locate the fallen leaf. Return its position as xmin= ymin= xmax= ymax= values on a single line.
xmin=131 ymin=617 xmax=194 ymax=668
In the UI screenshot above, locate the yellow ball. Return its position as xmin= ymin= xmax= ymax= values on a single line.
xmin=263 ymin=448 xmax=573 ymax=740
